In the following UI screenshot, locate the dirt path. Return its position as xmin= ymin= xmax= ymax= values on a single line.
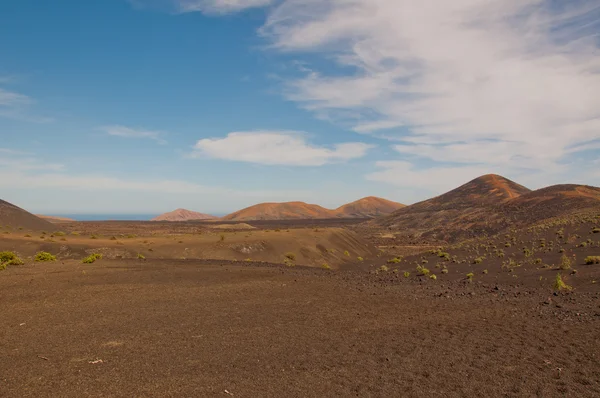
xmin=1 ymin=260 xmax=599 ymax=397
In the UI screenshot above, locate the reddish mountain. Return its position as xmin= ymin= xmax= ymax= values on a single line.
xmin=151 ymin=209 xmax=218 ymax=222
xmin=0 ymin=199 xmax=58 ymax=231
xmin=373 ymin=174 xmax=532 ymax=241
xmin=373 ymin=175 xmax=600 ymax=242
xmin=335 ymin=197 xmax=405 ymax=218
xmin=221 ymin=202 xmax=334 ymax=221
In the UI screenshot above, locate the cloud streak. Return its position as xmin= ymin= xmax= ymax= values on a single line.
xmin=191 ymin=130 xmax=373 ymax=166
xmin=102 ymin=125 xmax=167 ymax=144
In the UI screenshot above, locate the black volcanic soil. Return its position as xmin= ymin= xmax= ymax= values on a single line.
xmin=1 ymin=259 xmax=599 ymax=397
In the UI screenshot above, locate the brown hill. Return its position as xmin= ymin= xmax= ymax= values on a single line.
xmin=335 ymin=197 xmax=405 ymax=218
xmin=37 ymin=215 xmax=76 ymax=223
xmin=372 ymin=175 xmax=600 ymax=242
xmin=151 ymin=209 xmax=218 ymax=222
xmin=0 ymin=199 xmax=58 ymax=231
xmin=222 ymin=202 xmax=335 ymax=221
xmin=372 ymin=174 xmax=532 ymax=241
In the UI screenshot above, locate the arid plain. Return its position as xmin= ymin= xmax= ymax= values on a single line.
xmin=2 ymin=174 xmax=600 ymax=397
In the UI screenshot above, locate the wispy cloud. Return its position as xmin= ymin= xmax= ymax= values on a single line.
xmin=129 ymin=0 xmax=274 ymax=14
xmin=102 ymin=125 xmax=167 ymax=144
xmin=191 ymin=130 xmax=373 ymax=166
xmin=255 ymin=0 xmax=600 ymax=188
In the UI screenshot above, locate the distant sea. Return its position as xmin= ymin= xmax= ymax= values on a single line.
xmin=53 ymin=214 xmax=159 ymax=221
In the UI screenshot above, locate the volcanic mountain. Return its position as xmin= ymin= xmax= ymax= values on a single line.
xmin=373 ymin=174 xmax=600 ymax=242
xmin=0 ymin=199 xmax=58 ymax=231
xmin=151 ymin=209 xmax=218 ymax=222
xmin=222 ymin=202 xmax=334 ymax=221
xmin=334 ymin=197 xmax=405 ymax=218
xmin=372 ymin=174 xmax=532 ymax=241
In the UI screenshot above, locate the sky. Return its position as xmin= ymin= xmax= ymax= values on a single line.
xmin=1 ymin=0 xmax=599 ymax=215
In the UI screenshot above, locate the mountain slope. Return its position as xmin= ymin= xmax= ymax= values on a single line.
xmin=151 ymin=209 xmax=218 ymax=222
xmin=222 ymin=202 xmax=335 ymax=221
xmin=373 ymin=175 xmax=600 ymax=242
xmin=373 ymin=174 xmax=532 ymax=241
xmin=0 ymin=199 xmax=58 ymax=231
xmin=335 ymin=197 xmax=405 ymax=218
xmin=37 ymin=215 xmax=76 ymax=223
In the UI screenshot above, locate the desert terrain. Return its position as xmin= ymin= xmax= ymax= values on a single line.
xmin=2 ymin=174 xmax=600 ymax=397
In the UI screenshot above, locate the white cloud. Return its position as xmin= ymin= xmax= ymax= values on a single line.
xmin=257 ymin=0 xmax=600 ymax=187
xmin=178 ymin=0 xmax=274 ymax=13
xmin=192 ymin=130 xmax=373 ymax=166
xmin=129 ymin=0 xmax=274 ymax=13
xmin=102 ymin=125 xmax=167 ymax=144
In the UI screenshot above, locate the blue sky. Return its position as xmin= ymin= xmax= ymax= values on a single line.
xmin=1 ymin=0 xmax=599 ymax=215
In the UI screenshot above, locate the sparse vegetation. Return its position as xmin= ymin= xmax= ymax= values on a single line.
xmin=379 ymin=265 xmax=389 ymax=272
xmin=357 ymin=256 xmax=364 ymax=261
xmin=82 ymin=253 xmax=103 ymax=264
xmin=403 ymin=271 xmax=410 ymax=278
xmin=137 ymin=253 xmax=146 ymax=260
xmin=35 ymin=252 xmax=56 ymax=262
xmin=559 ymin=254 xmax=572 ymax=270
xmin=344 ymin=250 xmax=350 ymax=257
xmin=284 ymin=252 xmax=296 ymax=261
xmin=554 ymin=273 xmax=572 ymax=291
xmin=584 ymin=256 xmax=600 ymax=265
xmin=322 ymin=263 xmax=331 ymax=270
xmin=466 ymin=272 xmax=474 ymax=282
xmin=55 ymin=231 xmax=66 ymax=237
xmin=0 ymin=251 xmax=25 ymax=269
xmin=387 ymin=257 xmax=402 ymax=264
xmin=416 ymin=265 xmax=430 ymax=276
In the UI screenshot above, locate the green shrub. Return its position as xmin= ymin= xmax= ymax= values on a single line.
xmin=344 ymin=250 xmax=350 ymax=257
xmin=54 ymin=231 xmax=66 ymax=237
xmin=416 ymin=265 xmax=430 ymax=276
xmin=559 ymin=254 xmax=572 ymax=270
xmin=441 ymin=268 xmax=448 ymax=274
xmin=284 ymin=252 xmax=296 ymax=261
xmin=0 ymin=251 xmax=24 ymax=267
xmin=70 ymin=231 xmax=80 ymax=236
xmin=379 ymin=265 xmax=389 ymax=272
xmin=554 ymin=273 xmax=572 ymax=291
xmin=403 ymin=271 xmax=410 ymax=278
xmin=357 ymin=256 xmax=364 ymax=262
xmin=429 ymin=274 xmax=437 ymax=280
xmin=584 ymin=256 xmax=600 ymax=265
xmin=82 ymin=253 xmax=103 ymax=264
xmin=592 ymin=228 xmax=600 ymax=234
xmin=35 ymin=252 xmax=56 ymax=262
xmin=387 ymin=257 xmax=402 ymax=264
xmin=322 ymin=263 xmax=331 ymax=270
xmin=466 ymin=272 xmax=474 ymax=282
xmin=137 ymin=253 xmax=146 ymax=260
xmin=473 ymin=257 xmax=484 ymax=264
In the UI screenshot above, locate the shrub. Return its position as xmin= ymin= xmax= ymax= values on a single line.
xmin=441 ymin=268 xmax=448 ymax=274
xmin=592 ymin=228 xmax=600 ymax=234
xmin=403 ymin=271 xmax=410 ymax=278
xmin=82 ymin=253 xmax=103 ymax=264
xmin=429 ymin=274 xmax=437 ymax=280
xmin=70 ymin=231 xmax=80 ymax=236
xmin=466 ymin=272 xmax=474 ymax=282
xmin=387 ymin=257 xmax=402 ymax=264
xmin=357 ymin=256 xmax=364 ymax=262
xmin=379 ymin=265 xmax=389 ymax=272
xmin=416 ymin=265 xmax=430 ymax=276
xmin=584 ymin=256 xmax=600 ymax=265
xmin=473 ymin=257 xmax=484 ymax=264
xmin=554 ymin=273 xmax=572 ymax=291
xmin=284 ymin=252 xmax=296 ymax=261
xmin=0 ymin=251 xmax=24 ymax=267
xmin=137 ymin=253 xmax=146 ymax=260
xmin=35 ymin=252 xmax=56 ymax=262
xmin=219 ymin=234 xmax=225 ymax=242
xmin=559 ymin=254 xmax=572 ymax=270
xmin=55 ymin=231 xmax=66 ymax=237
xmin=322 ymin=263 xmax=331 ymax=270
xmin=483 ymin=269 xmax=488 ymax=274
xmin=344 ymin=250 xmax=350 ymax=257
